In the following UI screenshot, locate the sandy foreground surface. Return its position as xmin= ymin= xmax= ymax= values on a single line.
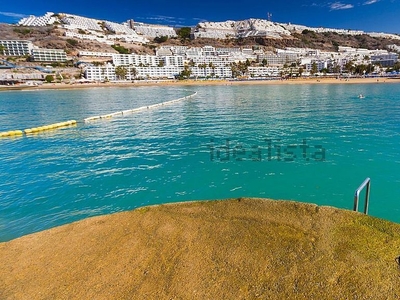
xmin=0 ymin=76 xmax=399 ymax=91
xmin=1 ymin=198 xmax=400 ymax=299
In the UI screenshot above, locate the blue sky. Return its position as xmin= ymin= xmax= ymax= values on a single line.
xmin=0 ymin=0 xmax=399 ymax=34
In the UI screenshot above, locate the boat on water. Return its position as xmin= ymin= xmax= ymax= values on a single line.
xmin=358 ymin=94 xmax=365 ymax=99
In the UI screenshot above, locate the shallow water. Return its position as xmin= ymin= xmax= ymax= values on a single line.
xmin=1 ymin=83 xmax=400 ymax=241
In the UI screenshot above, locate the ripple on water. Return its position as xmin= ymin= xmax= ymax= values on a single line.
xmin=1 ymin=84 xmax=400 ymax=241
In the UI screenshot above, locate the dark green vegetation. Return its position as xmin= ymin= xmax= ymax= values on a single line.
xmin=44 ymin=74 xmax=54 ymax=83
xmin=176 ymin=27 xmax=191 ymax=40
xmin=153 ymin=35 xmax=168 ymax=43
xmin=66 ymin=38 xmax=78 ymax=47
xmin=111 ymin=44 xmax=130 ymax=54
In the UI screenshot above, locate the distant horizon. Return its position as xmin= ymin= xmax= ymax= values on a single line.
xmin=1 ymin=0 xmax=400 ymax=34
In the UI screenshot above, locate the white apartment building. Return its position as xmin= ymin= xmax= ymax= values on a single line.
xmin=112 ymin=54 xmax=184 ymax=67
xmin=302 ymin=59 xmax=328 ymax=72
xmin=112 ymin=54 xmax=161 ymax=67
xmin=388 ymin=44 xmax=400 ymax=52
xmin=190 ymin=56 xmax=233 ymax=67
xmin=104 ymin=21 xmax=137 ymax=35
xmin=191 ymin=67 xmax=232 ymax=78
xmin=17 ymin=12 xmax=57 ymax=26
xmin=85 ymin=65 xmax=117 ymax=81
xmin=135 ymin=66 xmax=182 ymax=79
xmin=31 ymin=48 xmax=67 ymax=62
xmin=0 ymin=40 xmax=34 ymax=56
xmin=216 ymin=47 xmax=241 ymax=55
xmin=85 ymin=65 xmax=183 ymax=80
xmin=79 ymin=51 xmax=115 ymax=58
xmin=156 ymin=48 xmax=173 ymax=56
xmin=248 ymin=66 xmax=280 ymax=77
xmin=163 ymin=56 xmax=184 ymax=67
xmin=133 ymin=23 xmax=177 ymax=38
xmin=61 ymin=14 xmax=103 ymax=31
xmin=185 ymin=48 xmax=204 ymax=57
xmin=64 ymin=31 xmax=114 ymax=45
xmin=108 ymin=34 xmax=148 ymax=44
xmin=0 ymin=73 xmax=45 ymax=80
xmin=257 ymin=53 xmax=298 ymax=66
xmin=170 ymin=46 xmax=190 ymax=55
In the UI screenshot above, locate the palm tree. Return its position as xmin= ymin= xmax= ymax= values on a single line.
xmin=298 ymin=67 xmax=304 ymax=77
xmin=130 ymin=66 xmax=138 ymax=80
xmin=115 ymin=66 xmax=127 ymax=80
xmin=310 ymin=62 xmax=318 ymax=75
xmin=344 ymin=61 xmax=355 ymax=74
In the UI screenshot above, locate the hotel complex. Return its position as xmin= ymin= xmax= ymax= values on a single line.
xmin=81 ymin=44 xmax=398 ymax=81
xmin=1 ymin=12 xmax=399 ymax=82
xmin=0 ymin=39 xmax=68 ymax=62
xmin=0 ymin=40 xmax=34 ymax=56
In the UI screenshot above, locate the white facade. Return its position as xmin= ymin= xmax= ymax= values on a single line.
xmin=79 ymin=51 xmax=115 ymax=58
xmin=61 ymin=14 xmax=103 ymax=31
xmin=191 ymin=67 xmax=232 ymax=78
xmin=107 ymin=34 xmax=148 ymax=44
xmin=31 ymin=49 xmax=67 ymax=62
xmin=85 ymin=65 xmax=117 ymax=81
xmin=85 ymin=65 xmax=183 ymax=80
xmin=17 ymin=12 xmax=57 ymax=26
xmin=257 ymin=53 xmax=298 ymax=66
xmin=0 ymin=72 xmax=45 ymax=80
xmin=194 ymin=19 xmax=290 ymax=40
xmin=112 ymin=54 xmax=160 ymax=67
xmin=64 ymin=31 xmax=114 ymax=45
xmin=135 ymin=66 xmax=182 ymax=79
xmin=134 ymin=23 xmax=177 ymax=38
xmin=248 ymin=66 xmax=280 ymax=77
xmin=0 ymin=40 xmax=34 ymax=56
xmin=163 ymin=56 xmax=184 ymax=67
xmin=303 ymin=60 xmax=328 ymax=72
xmin=104 ymin=21 xmax=137 ymax=35
xmin=190 ymin=55 xmax=233 ymax=67
xmin=112 ymin=54 xmax=184 ymax=67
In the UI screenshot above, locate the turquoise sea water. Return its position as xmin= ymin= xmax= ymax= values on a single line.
xmin=1 ymin=83 xmax=400 ymax=241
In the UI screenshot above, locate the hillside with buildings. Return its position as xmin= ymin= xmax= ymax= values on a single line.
xmin=1 ymin=12 xmax=400 ymax=84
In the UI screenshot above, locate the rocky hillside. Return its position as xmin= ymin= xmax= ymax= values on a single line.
xmin=2 ymin=23 xmax=400 ymax=57
xmin=0 ymin=24 xmax=154 ymax=56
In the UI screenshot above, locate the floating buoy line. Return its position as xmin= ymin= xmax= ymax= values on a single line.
xmin=83 ymin=92 xmax=197 ymax=123
xmin=0 ymin=92 xmax=197 ymax=138
xmin=0 ymin=120 xmax=77 ymax=138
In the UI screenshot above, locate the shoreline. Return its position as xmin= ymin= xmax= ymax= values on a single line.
xmin=0 ymin=76 xmax=399 ymax=91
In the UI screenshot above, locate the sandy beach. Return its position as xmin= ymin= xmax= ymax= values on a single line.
xmin=0 ymin=76 xmax=399 ymax=91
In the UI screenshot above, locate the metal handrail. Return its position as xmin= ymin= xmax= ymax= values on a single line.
xmin=353 ymin=178 xmax=371 ymax=214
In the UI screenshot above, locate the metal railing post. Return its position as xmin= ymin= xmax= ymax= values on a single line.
xmin=353 ymin=178 xmax=371 ymax=214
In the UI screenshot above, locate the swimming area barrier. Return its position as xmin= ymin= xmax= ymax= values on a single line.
xmin=0 ymin=130 xmax=24 ymax=138
xmin=84 ymin=92 xmax=197 ymax=123
xmin=0 ymin=120 xmax=77 ymax=138
xmin=1 ymin=91 xmax=197 ymax=138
